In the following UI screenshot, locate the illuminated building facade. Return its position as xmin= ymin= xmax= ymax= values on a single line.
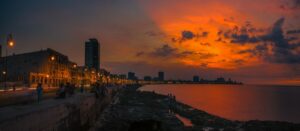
xmin=0 ymin=48 xmax=83 ymax=87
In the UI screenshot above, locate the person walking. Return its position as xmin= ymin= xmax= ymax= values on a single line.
xmin=12 ymin=85 xmax=16 ymax=91
xmin=80 ymin=84 xmax=84 ymax=93
xmin=36 ymin=83 xmax=43 ymax=103
xmin=56 ymin=83 xmax=66 ymax=99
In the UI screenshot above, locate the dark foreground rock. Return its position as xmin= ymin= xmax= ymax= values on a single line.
xmin=90 ymin=86 xmax=300 ymax=131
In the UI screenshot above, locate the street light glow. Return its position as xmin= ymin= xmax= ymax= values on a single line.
xmin=8 ymin=41 xmax=14 ymax=47
xmin=51 ymin=56 xmax=55 ymax=61
xmin=2 ymin=71 xmax=6 ymax=75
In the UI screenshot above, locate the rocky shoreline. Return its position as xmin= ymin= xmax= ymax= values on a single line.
xmin=90 ymin=85 xmax=300 ymax=131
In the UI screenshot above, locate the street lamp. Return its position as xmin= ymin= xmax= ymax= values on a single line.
xmin=50 ymin=56 xmax=55 ymax=61
xmin=3 ymin=34 xmax=15 ymax=90
xmin=8 ymin=41 xmax=14 ymax=47
xmin=49 ymin=56 xmax=55 ymax=87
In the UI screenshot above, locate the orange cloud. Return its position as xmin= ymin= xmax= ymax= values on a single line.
xmin=136 ymin=0 xmax=266 ymax=69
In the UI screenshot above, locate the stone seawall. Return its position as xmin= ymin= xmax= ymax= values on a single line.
xmin=91 ymin=87 xmax=300 ymax=131
xmin=0 ymin=93 xmax=111 ymax=131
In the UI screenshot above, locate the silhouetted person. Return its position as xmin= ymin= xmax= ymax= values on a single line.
xmin=92 ymin=83 xmax=102 ymax=98
xmin=36 ymin=83 xmax=43 ymax=103
xmin=80 ymin=84 xmax=84 ymax=93
xmin=100 ymin=85 xmax=108 ymax=97
xmin=70 ymin=84 xmax=75 ymax=95
xmin=13 ymin=85 xmax=16 ymax=91
xmin=65 ymin=83 xmax=74 ymax=97
xmin=56 ymin=83 xmax=66 ymax=99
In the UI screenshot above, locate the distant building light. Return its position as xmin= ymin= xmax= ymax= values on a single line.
xmin=2 ymin=71 xmax=6 ymax=75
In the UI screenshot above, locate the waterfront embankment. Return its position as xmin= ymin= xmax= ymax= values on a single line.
xmin=91 ymin=85 xmax=300 ymax=131
xmin=0 ymin=91 xmax=113 ymax=131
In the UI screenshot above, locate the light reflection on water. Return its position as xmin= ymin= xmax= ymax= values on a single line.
xmin=140 ymin=84 xmax=300 ymax=123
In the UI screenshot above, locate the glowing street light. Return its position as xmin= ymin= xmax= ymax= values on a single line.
xmin=4 ymin=34 xmax=15 ymax=90
xmin=7 ymin=34 xmax=14 ymax=48
xmin=8 ymin=41 xmax=14 ymax=47
xmin=50 ymin=56 xmax=55 ymax=61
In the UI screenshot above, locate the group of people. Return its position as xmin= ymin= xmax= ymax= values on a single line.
xmin=167 ymin=93 xmax=176 ymax=103
xmin=167 ymin=93 xmax=177 ymax=114
xmin=56 ymin=83 xmax=76 ymax=99
xmin=92 ymin=83 xmax=108 ymax=98
xmin=35 ymin=82 xmax=77 ymax=102
xmin=35 ymin=82 xmax=109 ymax=103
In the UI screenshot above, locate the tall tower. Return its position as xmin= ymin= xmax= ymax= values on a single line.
xmin=158 ymin=71 xmax=164 ymax=81
xmin=85 ymin=38 xmax=100 ymax=70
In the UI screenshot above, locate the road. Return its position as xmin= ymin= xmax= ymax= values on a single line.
xmin=0 ymin=87 xmax=58 ymax=107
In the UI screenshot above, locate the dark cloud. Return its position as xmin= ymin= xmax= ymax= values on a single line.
xmin=287 ymin=29 xmax=300 ymax=34
xmin=234 ymin=59 xmax=245 ymax=66
xmin=268 ymin=18 xmax=289 ymax=48
xmin=150 ymin=44 xmax=178 ymax=57
xmin=172 ymin=30 xmax=210 ymax=43
xmin=136 ymin=44 xmax=181 ymax=58
xmin=261 ymin=18 xmax=300 ymax=63
xmin=201 ymin=32 xmax=209 ymax=37
xmin=137 ymin=44 xmax=217 ymax=60
xmin=292 ymin=0 xmax=300 ymax=8
xmin=234 ymin=18 xmax=300 ymax=63
xmin=287 ymin=36 xmax=298 ymax=42
xmin=230 ymin=34 xmax=260 ymax=44
xmin=238 ymin=44 xmax=268 ymax=57
xmin=280 ymin=0 xmax=300 ymax=9
xmin=238 ymin=49 xmax=256 ymax=55
xmin=222 ymin=21 xmax=267 ymax=44
xmin=215 ymin=37 xmax=227 ymax=43
xmin=182 ymin=30 xmax=195 ymax=40
xmin=217 ymin=30 xmax=223 ymax=36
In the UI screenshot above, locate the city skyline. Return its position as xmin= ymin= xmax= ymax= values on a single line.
xmin=1 ymin=0 xmax=300 ymax=85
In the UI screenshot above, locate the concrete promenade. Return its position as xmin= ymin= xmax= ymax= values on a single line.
xmin=0 ymin=87 xmax=58 ymax=107
xmin=0 ymin=86 xmax=116 ymax=131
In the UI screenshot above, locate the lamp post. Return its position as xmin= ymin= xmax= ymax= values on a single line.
xmin=50 ymin=56 xmax=55 ymax=87
xmin=3 ymin=34 xmax=15 ymax=90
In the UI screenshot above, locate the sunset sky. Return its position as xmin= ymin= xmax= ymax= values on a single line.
xmin=1 ymin=0 xmax=300 ymax=85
